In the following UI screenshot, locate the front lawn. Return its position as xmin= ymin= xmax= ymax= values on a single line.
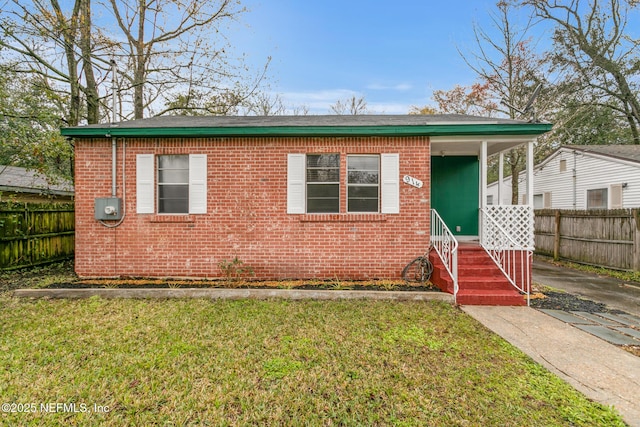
xmin=0 ymin=297 xmax=624 ymax=426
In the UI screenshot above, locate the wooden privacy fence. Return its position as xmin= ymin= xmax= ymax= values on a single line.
xmin=534 ymin=209 xmax=640 ymax=271
xmin=0 ymin=202 xmax=74 ymax=270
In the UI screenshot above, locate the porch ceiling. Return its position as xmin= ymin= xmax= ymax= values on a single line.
xmin=430 ymin=135 xmax=538 ymax=157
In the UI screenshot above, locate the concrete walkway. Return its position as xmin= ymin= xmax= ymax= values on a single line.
xmin=463 ymin=305 xmax=640 ymax=427
xmin=463 ymin=259 xmax=640 ymax=426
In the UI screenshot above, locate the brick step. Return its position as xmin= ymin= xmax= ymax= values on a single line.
xmin=458 ymin=278 xmax=514 ymax=290
xmin=430 ymin=244 xmax=528 ymax=305
xmin=458 ymin=266 xmax=506 ymax=278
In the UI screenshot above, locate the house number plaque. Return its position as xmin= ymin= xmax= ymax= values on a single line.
xmin=403 ymin=175 xmax=423 ymax=188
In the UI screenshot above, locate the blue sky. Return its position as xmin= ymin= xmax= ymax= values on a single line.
xmin=232 ymin=0 xmax=543 ymax=114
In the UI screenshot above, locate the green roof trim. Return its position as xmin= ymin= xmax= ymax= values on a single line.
xmin=61 ymin=123 xmax=552 ymax=138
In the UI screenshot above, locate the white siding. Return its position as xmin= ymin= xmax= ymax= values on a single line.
xmin=486 ymin=176 xmax=514 ymax=205
xmin=514 ymin=148 xmax=640 ymax=209
xmin=487 ymin=148 xmax=640 ymax=209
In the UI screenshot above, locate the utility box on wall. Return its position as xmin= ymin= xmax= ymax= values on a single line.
xmin=95 ymin=197 xmax=123 ymax=220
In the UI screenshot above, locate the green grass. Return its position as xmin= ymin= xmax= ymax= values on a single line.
xmin=0 ymin=297 xmax=625 ymax=426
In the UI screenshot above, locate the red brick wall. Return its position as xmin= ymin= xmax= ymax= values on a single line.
xmin=74 ymin=136 xmax=430 ymax=279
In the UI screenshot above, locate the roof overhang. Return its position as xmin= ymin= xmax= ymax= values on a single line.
xmin=60 ymin=116 xmax=552 ymax=141
xmin=430 ymin=134 xmax=544 ymax=157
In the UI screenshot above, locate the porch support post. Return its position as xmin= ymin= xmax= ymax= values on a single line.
xmin=526 ymin=140 xmax=534 ymax=206
xmin=498 ymin=151 xmax=504 ymax=205
xmin=480 ymin=141 xmax=488 ymax=209
xmin=480 ymin=140 xmax=488 ymax=243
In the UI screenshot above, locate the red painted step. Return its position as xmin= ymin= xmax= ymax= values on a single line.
xmin=429 ymin=243 xmax=526 ymax=306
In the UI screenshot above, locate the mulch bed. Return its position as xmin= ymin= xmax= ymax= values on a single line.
xmin=529 ymin=290 xmax=626 ymax=314
xmin=44 ymin=279 xmax=440 ymax=293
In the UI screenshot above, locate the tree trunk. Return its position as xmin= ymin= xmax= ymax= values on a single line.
xmin=51 ymin=0 xmax=81 ymax=126
xmin=133 ymin=0 xmax=146 ymax=119
xmin=79 ymin=0 xmax=99 ymax=124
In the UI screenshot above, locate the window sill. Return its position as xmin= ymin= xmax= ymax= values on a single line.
xmin=298 ymin=213 xmax=387 ymax=223
xmin=148 ymin=215 xmax=195 ymax=224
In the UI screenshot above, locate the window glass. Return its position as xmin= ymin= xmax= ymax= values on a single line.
xmin=306 ymin=154 xmax=340 ymax=213
xmin=347 ymin=155 xmax=379 ymax=212
xmin=158 ymin=155 xmax=189 ymax=213
xmin=533 ymin=194 xmax=543 ymax=209
xmin=587 ymin=188 xmax=607 ymax=209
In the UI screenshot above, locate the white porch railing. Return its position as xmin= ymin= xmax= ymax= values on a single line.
xmin=431 ymin=209 xmax=459 ymax=303
xmin=480 ymin=206 xmax=534 ymax=305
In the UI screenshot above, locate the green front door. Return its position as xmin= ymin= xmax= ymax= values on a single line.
xmin=431 ymin=156 xmax=479 ymax=236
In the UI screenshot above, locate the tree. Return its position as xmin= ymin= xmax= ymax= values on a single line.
xmin=460 ymin=1 xmax=550 ymax=203
xmin=520 ymin=0 xmax=640 ymax=143
xmin=1 ymin=0 xmax=269 ymax=122
xmin=408 ymin=105 xmax=438 ymax=115
xmin=0 ymin=0 xmax=101 ymax=126
xmin=0 ymin=70 xmax=72 ymax=179
xmin=330 ymin=95 xmax=369 ymax=115
xmin=106 ymin=0 xmax=259 ymax=119
xmin=431 ymin=83 xmax=499 ymax=116
xmin=247 ymin=93 xmax=287 ymax=116
xmin=414 ymin=2 xmax=548 ymax=202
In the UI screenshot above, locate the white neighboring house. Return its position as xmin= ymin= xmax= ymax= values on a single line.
xmin=487 ymin=145 xmax=640 ymax=209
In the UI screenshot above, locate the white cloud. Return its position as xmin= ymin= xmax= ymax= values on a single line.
xmin=366 ymin=83 xmax=413 ymax=91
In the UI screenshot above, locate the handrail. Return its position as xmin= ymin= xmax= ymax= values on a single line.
xmin=431 ymin=209 xmax=458 ymax=303
xmin=480 ymin=208 xmax=532 ymax=305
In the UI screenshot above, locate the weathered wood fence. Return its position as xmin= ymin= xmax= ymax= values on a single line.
xmin=0 ymin=202 xmax=74 ymax=270
xmin=534 ymin=209 xmax=640 ymax=271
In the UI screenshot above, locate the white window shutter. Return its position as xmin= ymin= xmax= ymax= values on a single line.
xmin=610 ymin=184 xmax=623 ymax=209
xmin=189 ymin=154 xmax=207 ymax=214
xmin=136 ymin=154 xmax=155 ymax=214
xmin=287 ymin=154 xmax=306 ymax=214
xmin=381 ymin=153 xmax=400 ymax=214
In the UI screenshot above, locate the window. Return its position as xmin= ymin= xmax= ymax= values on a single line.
xmin=587 ymin=188 xmax=607 ymax=209
xmin=158 ymin=155 xmax=189 ymax=213
xmin=136 ymin=154 xmax=207 ymax=214
xmin=306 ymin=154 xmax=340 ymax=213
xmin=559 ymin=159 xmax=567 ymax=172
xmin=348 ymin=155 xmax=379 ymax=212
xmin=287 ymin=153 xmax=399 ymax=214
xmin=533 ymin=194 xmax=543 ymax=209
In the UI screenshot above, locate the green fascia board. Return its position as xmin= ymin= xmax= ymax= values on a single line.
xmin=60 ymin=123 xmax=553 ymax=138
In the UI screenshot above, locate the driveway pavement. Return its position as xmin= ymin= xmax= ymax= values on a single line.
xmin=532 ymin=258 xmax=640 ymax=316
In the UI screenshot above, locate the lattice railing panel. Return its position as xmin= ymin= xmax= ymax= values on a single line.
xmin=483 ymin=205 xmax=534 ymax=250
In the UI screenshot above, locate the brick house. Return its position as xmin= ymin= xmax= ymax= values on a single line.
xmin=61 ymin=115 xmax=551 ymax=305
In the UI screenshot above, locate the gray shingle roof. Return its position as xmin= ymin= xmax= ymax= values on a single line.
xmin=76 ymin=114 xmax=528 ymax=130
xmin=566 ymin=145 xmax=640 ymax=164
xmin=0 ymin=166 xmax=74 ymax=196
